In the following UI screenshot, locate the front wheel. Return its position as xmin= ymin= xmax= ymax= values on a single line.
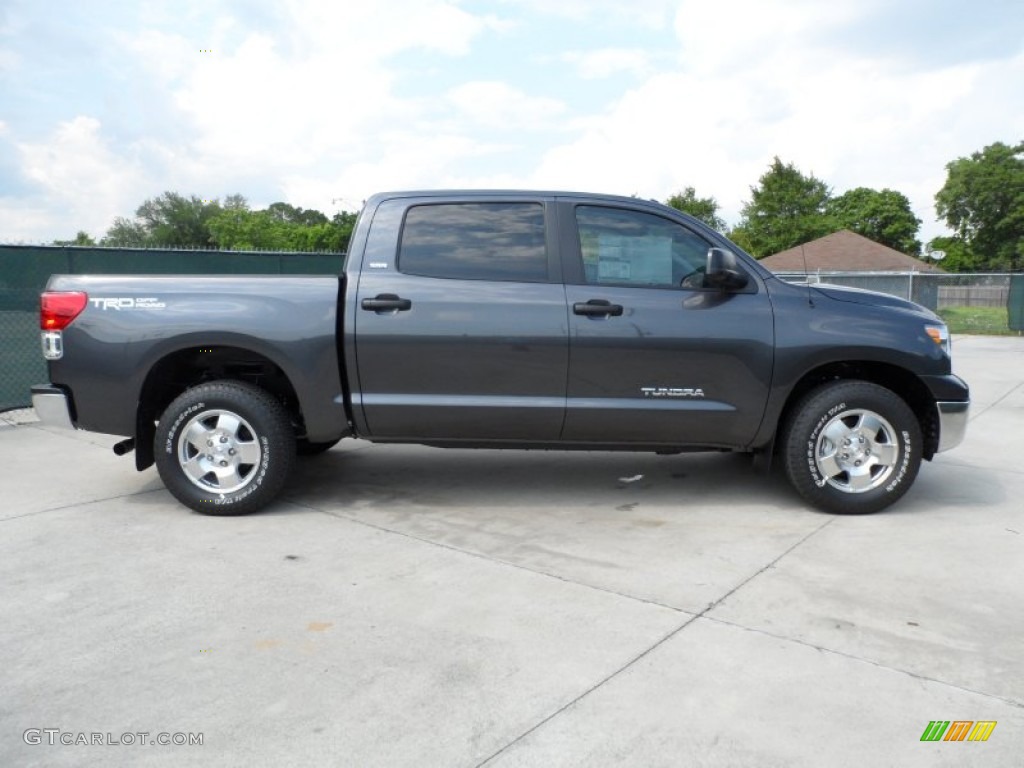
xmin=782 ymin=380 xmax=922 ymax=514
xmin=154 ymin=381 xmax=296 ymax=515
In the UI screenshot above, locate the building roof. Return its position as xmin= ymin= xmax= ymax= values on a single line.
xmin=759 ymin=230 xmax=941 ymax=272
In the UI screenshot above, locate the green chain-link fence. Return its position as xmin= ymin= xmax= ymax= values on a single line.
xmin=0 ymin=245 xmax=343 ymax=412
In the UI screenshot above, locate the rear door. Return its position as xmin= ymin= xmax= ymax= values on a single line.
xmin=353 ymin=197 xmax=569 ymax=440
xmin=559 ymin=200 xmax=774 ymax=447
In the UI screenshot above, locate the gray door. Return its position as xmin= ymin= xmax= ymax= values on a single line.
xmin=354 ymin=200 xmax=569 ymax=441
xmin=561 ymin=203 xmax=774 ymax=447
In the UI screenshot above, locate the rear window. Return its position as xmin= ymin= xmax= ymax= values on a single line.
xmin=398 ymin=203 xmax=548 ymax=282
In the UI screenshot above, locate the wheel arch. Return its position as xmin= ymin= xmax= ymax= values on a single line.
xmin=774 ymin=361 xmax=939 ymax=461
xmin=135 ymin=345 xmax=305 ymax=471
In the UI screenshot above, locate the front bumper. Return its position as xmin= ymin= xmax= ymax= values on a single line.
xmin=31 ymin=385 xmax=75 ymax=430
xmin=935 ymin=400 xmax=969 ymax=453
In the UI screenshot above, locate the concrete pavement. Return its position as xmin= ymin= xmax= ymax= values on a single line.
xmin=1 ymin=335 xmax=1022 ymax=767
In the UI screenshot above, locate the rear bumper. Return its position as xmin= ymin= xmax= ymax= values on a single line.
xmin=935 ymin=400 xmax=969 ymax=453
xmin=31 ymin=385 xmax=75 ymax=430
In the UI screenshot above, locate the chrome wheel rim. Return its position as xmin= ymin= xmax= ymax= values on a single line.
xmin=814 ymin=408 xmax=899 ymax=494
xmin=177 ymin=409 xmax=262 ymax=493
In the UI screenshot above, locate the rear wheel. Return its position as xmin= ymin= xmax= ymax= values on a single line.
xmin=782 ymin=380 xmax=921 ymax=514
xmin=154 ymin=381 xmax=295 ymax=515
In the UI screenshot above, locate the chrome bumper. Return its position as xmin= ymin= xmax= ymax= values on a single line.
xmin=31 ymin=386 xmax=75 ymax=430
xmin=936 ymin=400 xmax=969 ymax=453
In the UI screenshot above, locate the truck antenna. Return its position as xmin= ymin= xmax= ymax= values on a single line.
xmin=801 ymin=243 xmax=814 ymax=307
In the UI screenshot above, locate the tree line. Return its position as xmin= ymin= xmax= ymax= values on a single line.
xmin=58 ymin=194 xmax=357 ymax=253
xmin=57 ymin=139 xmax=1022 ymax=271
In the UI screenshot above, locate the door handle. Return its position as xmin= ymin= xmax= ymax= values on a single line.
xmin=361 ymin=294 xmax=412 ymax=312
xmin=573 ymin=299 xmax=623 ymax=317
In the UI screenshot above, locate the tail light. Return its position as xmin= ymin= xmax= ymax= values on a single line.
xmin=41 ymin=291 xmax=88 ymax=330
xmin=41 ymin=291 xmax=88 ymax=361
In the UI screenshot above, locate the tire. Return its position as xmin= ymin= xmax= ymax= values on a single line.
xmin=154 ymin=381 xmax=296 ymax=515
xmin=782 ymin=380 xmax=922 ymax=515
xmin=296 ymin=437 xmax=341 ymax=456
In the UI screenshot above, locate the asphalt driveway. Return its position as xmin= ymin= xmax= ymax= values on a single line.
xmin=1 ymin=335 xmax=1022 ymax=767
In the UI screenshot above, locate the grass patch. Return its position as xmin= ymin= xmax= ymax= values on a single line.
xmin=938 ymin=305 xmax=1018 ymax=335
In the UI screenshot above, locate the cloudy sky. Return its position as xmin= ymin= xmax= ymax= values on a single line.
xmin=1 ymin=0 xmax=1021 ymax=245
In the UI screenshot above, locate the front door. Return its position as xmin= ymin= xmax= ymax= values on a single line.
xmin=560 ymin=202 xmax=774 ymax=448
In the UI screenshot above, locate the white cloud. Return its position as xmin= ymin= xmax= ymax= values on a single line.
xmin=529 ymin=72 xmax=736 ymax=198
xmin=446 ymin=81 xmax=567 ymax=130
xmin=122 ymin=28 xmax=196 ymax=84
xmin=562 ymin=48 xmax=655 ymax=79
xmin=504 ymin=0 xmax=676 ymax=29
xmin=287 ymin=0 xmax=507 ymax=58
xmin=673 ymin=0 xmax=876 ymax=73
xmin=283 ymin=132 xmax=511 ymax=212
xmin=14 ymin=116 xmax=147 ymax=239
xmin=132 ymin=1 xmax=513 ymax=188
xmin=0 ymin=204 xmax=56 ymax=244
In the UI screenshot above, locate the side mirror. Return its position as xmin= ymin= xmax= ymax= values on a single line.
xmin=705 ymin=248 xmax=749 ymax=291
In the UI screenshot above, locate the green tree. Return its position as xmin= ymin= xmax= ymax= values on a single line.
xmin=325 ymin=211 xmax=357 ymax=252
xmin=734 ymin=157 xmax=833 ymax=257
xmin=223 ymin=193 xmax=249 ymax=212
xmin=665 ymin=187 xmax=727 ymax=231
xmin=267 ymin=202 xmax=329 ymax=227
xmin=924 ymin=235 xmax=979 ymax=273
xmin=102 ymin=192 xmax=223 ymax=247
xmin=725 ymin=226 xmax=756 ymax=255
xmin=135 ymin=192 xmax=222 ymax=247
xmin=207 ymin=198 xmax=256 ymax=250
xmin=826 ymin=187 xmax=921 ymax=255
xmin=208 ymin=204 xmax=293 ymax=251
xmin=101 ymin=217 xmax=149 ymax=247
xmin=935 ymin=141 xmax=1024 ymax=271
xmin=102 ymin=192 xmax=354 ymax=252
xmin=207 ymin=201 xmax=354 ymax=252
xmin=53 ymin=230 xmax=97 ymax=246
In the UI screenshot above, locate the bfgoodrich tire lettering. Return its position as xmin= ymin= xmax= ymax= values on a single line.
xmin=783 ymin=380 xmax=922 ymax=514
xmin=155 ymin=381 xmax=295 ymax=515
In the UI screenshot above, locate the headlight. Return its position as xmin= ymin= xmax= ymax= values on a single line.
xmin=925 ymin=323 xmax=951 ymax=355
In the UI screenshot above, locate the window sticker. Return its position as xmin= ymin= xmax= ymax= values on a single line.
xmin=596 ymin=234 xmax=672 ymax=285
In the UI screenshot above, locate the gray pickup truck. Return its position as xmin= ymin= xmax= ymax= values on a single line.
xmin=32 ymin=190 xmax=969 ymax=515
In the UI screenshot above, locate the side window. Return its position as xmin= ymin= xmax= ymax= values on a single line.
xmin=398 ymin=203 xmax=548 ymax=282
xmin=576 ymin=206 xmax=712 ymax=289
